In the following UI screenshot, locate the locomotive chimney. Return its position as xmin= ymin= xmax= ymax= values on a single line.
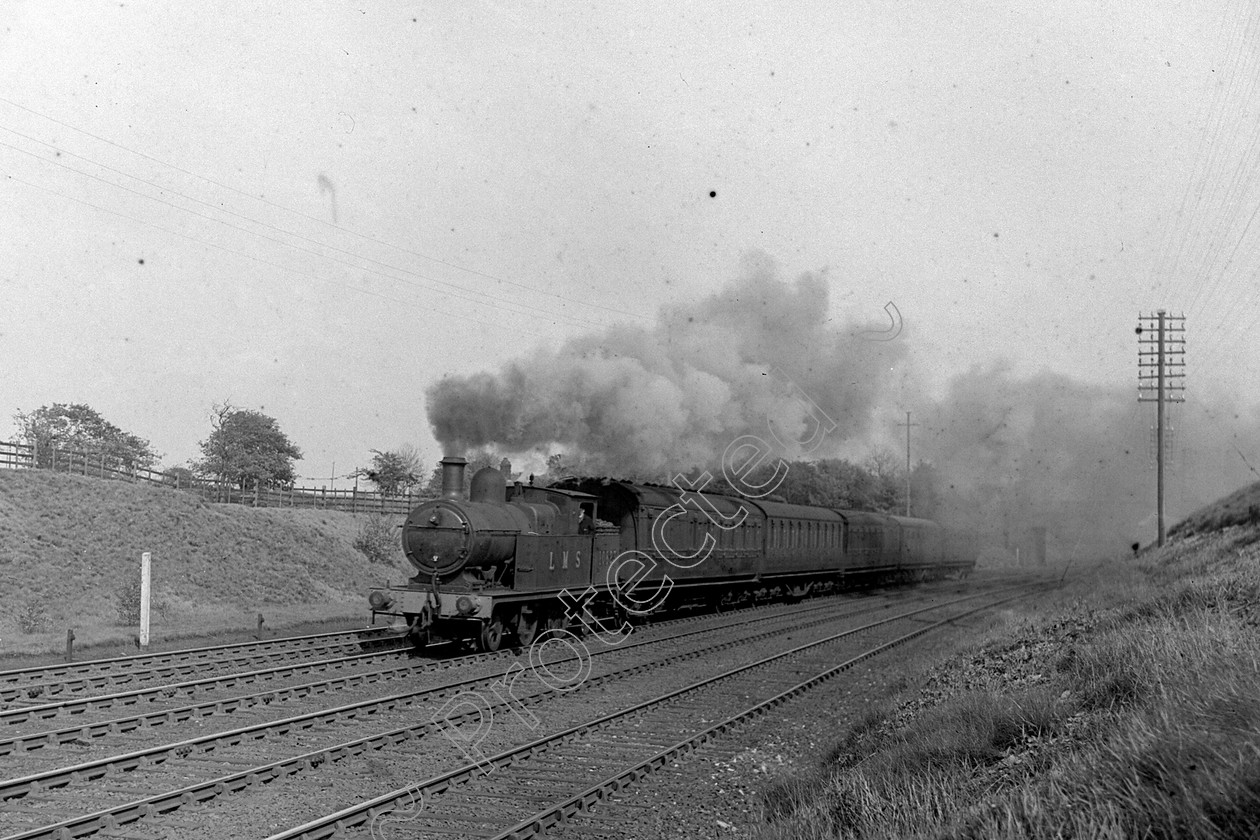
xmin=439 ymin=455 xmax=468 ymax=500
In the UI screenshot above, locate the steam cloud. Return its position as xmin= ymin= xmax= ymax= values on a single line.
xmin=919 ymin=363 xmax=1260 ymax=557
xmin=428 ymin=253 xmax=1260 ymax=558
xmin=427 ymin=253 xmax=906 ymax=476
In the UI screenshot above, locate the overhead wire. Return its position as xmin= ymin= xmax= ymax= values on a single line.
xmin=1148 ymin=0 xmax=1260 ymax=378
xmin=2 ymin=168 xmax=526 ymax=331
xmin=1155 ymin=0 xmax=1252 ymax=304
xmin=1149 ymin=0 xmax=1248 ymax=304
xmin=1183 ymin=48 xmax=1260 ymax=330
xmin=0 ymin=96 xmax=654 ymax=326
xmin=0 ymin=133 xmax=613 ymax=331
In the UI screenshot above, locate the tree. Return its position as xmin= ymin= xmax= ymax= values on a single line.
xmin=864 ymin=446 xmax=905 ymax=514
xmin=357 ymin=446 xmax=424 ymax=495
xmin=163 ymin=465 xmax=197 ymax=489
xmin=194 ymin=403 xmax=302 ymax=489
xmin=13 ymin=403 xmax=159 ymax=470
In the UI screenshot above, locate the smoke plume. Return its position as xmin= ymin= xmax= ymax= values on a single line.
xmin=919 ymin=363 xmax=1260 ymax=557
xmin=428 ymin=253 xmax=1260 ymax=558
xmin=427 ymin=253 xmax=906 ymax=476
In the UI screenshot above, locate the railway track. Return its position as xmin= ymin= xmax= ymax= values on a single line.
xmin=0 ymin=585 xmax=926 ymax=730
xmin=0 ymin=590 xmax=890 ymax=756
xmin=0 ymin=574 xmax=1033 ymax=840
xmin=0 ymin=581 xmax=1005 ymax=840
xmin=275 ymin=583 xmax=1040 ymax=840
xmin=0 ymin=625 xmax=407 ymax=702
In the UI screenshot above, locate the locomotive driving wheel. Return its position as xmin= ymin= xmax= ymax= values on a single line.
xmin=514 ymin=607 xmax=538 ymax=647
xmin=479 ymin=616 xmax=506 ymax=652
xmin=543 ymin=612 xmax=566 ymax=636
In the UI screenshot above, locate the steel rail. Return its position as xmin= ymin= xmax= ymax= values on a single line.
xmin=0 ymin=590 xmax=892 ymax=757
xmin=0 ymin=591 xmax=898 ymax=802
xmin=0 ymin=588 xmax=973 ymax=840
xmin=491 ymin=590 xmax=1037 ymax=839
xmin=0 ymin=633 xmax=409 ymax=704
xmin=0 ymin=645 xmax=420 ymax=727
xmin=0 ymin=582 xmax=918 ymax=727
xmin=0 ymin=626 xmax=398 ymax=687
xmin=262 ymin=584 xmax=1032 ymax=840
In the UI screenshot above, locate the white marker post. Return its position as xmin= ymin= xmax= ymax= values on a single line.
xmin=140 ymin=551 xmax=152 ymax=649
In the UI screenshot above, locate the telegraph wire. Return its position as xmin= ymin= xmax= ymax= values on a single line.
xmin=1150 ymin=0 xmax=1248 ymax=303
xmin=0 ymin=96 xmax=652 ymax=324
xmin=0 ymin=136 xmax=610 ymax=330
xmin=1181 ymin=1 xmax=1260 ymax=319
xmin=1 ymin=168 xmax=565 ymax=332
xmin=1159 ymin=0 xmax=1260 ymax=309
xmin=0 ymin=127 xmax=608 ymax=329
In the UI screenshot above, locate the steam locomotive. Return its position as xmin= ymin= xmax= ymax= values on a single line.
xmin=366 ymin=456 xmax=978 ymax=650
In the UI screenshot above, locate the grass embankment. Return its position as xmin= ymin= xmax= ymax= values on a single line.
xmin=758 ymin=490 xmax=1260 ymax=839
xmin=0 ymin=469 xmax=412 ymax=656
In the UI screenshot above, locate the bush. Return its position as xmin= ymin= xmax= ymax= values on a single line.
xmin=16 ymin=599 xmax=49 ymax=634
xmin=116 ymin=569 xmax=142 ymax=625
xmin=115 ymin=567 xmax=168 ymax=626
xmin=354 ymin=516 xmax=401 ymax=565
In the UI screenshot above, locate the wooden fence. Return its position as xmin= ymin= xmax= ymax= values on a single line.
xmin=0 ymin=439 xmax=426 ymax=515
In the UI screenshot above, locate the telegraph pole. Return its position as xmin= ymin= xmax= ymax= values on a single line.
xmin=1137 ymin=310 xmax=1185 ymax=547
xmin=897 ymin=411 xmax=919 ymax=517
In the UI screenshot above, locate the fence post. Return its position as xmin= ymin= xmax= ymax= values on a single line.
xmin=254 ymin=479 xmax=260 ymax=507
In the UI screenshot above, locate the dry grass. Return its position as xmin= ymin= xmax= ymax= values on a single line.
xmin=756 ymin=522 xmax=1260 ymax=840
xmin=1171 ymin=479 xmax=1260 ymax=539
xmin=0 ymin=469 xmax=412 ymax=654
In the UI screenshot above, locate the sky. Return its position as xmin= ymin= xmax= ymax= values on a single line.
xmin=2 ymin=1 xmax=1259 ymax=513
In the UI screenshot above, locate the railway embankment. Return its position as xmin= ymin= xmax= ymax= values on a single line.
xmin=0 ymin=468 xmax=412 ymax=657
xmin=748 ymin=485 xmax=1260 ymax=839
